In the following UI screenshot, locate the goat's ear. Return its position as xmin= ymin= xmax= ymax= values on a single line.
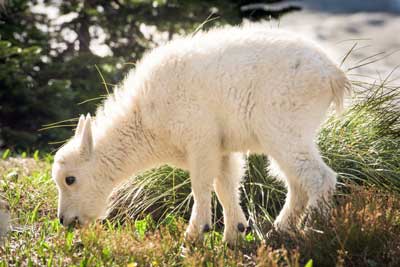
xmin=80 ymin=113 xmax=93 ymax=158
xmin=75 ymin=115 xmax=86 ymax=137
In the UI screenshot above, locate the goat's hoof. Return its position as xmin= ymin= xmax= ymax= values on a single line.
xmin=237 ymin=223 xmax=245 ymax=233
xmin=203 ymin=224 xmax=211 ymax=233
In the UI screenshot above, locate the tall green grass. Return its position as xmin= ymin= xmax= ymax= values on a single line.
xmin=320 ymin=80 xmax=400 ymax=192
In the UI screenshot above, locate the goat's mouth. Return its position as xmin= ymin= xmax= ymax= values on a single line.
xmin=61 ymin=213 xmax=105 ymax=229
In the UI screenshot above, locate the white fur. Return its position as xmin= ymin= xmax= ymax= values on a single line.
xmin=52 ymin=25 xmax=350 ymax=244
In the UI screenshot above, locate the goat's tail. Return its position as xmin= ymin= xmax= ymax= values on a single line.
xmin=330 ymin=67 xmax=351 ymax=114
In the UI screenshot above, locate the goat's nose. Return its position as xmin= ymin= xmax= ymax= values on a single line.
xmin=59 ymin=215 xmax=64 ymax=225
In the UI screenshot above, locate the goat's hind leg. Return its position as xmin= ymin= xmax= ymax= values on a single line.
xmin=268 ymin=156 xmax=309 ymax=232
xmin=302 ymin=148 xmax=337 ymax=216
xmin=269 ymin=146 xmax=336 ymax=232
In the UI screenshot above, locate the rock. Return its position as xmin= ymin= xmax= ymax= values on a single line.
xmin=0 ymin=199 xmax=10 ymax=238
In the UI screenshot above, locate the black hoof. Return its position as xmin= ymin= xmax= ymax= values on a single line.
xmin=237 ymin=223 xmax=245 ymax=233
xmin=203 ymin=224 xmax=211 ymax=233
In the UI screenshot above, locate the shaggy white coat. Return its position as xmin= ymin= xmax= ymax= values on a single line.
xmin=52 ymin=25 xmax=350 ymax=244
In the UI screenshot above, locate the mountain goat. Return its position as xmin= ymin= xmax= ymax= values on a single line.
xmin=52 ymin=25 xmax=350 ymax=245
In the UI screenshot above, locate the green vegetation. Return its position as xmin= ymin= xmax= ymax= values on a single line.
xmin=1 ymin=155 xmax=399 ymax=266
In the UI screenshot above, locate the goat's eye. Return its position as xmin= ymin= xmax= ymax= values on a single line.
xmin=65 ymin=176 xmax=76 ymax=186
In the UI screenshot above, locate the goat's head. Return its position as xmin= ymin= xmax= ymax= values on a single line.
xmin=52 ymin=114 xmax=112 ymax=227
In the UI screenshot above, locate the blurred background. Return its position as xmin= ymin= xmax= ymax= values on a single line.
xmin=1 ymin=0 xmax=399 ymax=152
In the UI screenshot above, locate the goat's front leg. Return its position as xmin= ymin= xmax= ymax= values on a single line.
xmin=185 ymin=143 xmax=220 ymax=242
xmin=214 ymin=153 xmax=248 ymax=245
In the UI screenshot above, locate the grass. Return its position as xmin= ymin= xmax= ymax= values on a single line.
xmin=319 ymin=81 xmax=400 ymax=192
xmin=0 ymin=157 xmax=399 ymax=266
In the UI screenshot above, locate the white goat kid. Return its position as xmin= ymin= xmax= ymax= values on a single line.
xmin=52 ymin=25 xmax=350 ymax=245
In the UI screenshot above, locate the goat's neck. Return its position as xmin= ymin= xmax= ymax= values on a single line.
xmin=93 ymin=109 xmax=157 ymax=187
